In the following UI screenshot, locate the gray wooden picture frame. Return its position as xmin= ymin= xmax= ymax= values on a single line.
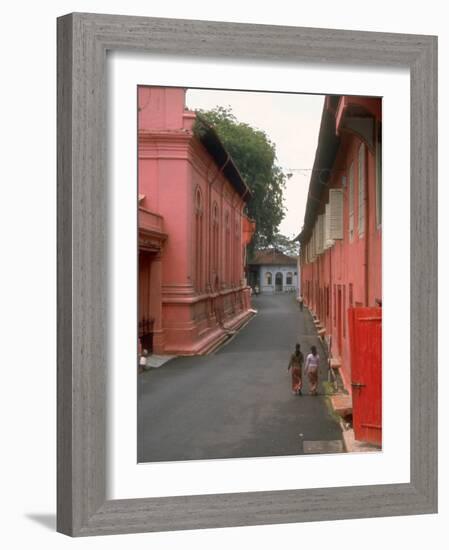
xmin=57 ymin=12 xmax=438 ymax=537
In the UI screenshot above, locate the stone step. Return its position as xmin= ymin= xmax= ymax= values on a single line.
xmin=330 ymin=393 xmax=353 ymax=418
xmin=330 ymin=357 xmax=342 ymax=369
xmin=341 ymin=423 xmax=382 ymax=453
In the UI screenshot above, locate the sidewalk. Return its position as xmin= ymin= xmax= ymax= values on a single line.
xmin=302 ymin=306 xmax=381 ymax=454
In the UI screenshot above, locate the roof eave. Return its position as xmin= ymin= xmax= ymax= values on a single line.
xmin=193 ymin=115 xmax=253 ymax=201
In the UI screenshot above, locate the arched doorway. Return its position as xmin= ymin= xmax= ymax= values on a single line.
xmin=275 ymin=272 xmax=283 ymax=292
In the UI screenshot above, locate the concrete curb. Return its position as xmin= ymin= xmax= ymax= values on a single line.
xmin=339 ymin=419 xmax=382 ymax=453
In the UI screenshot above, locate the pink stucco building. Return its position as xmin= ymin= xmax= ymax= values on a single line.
xmin=298 ymin=95 xmax=381 ymax=398
xmin=298 ymin=95 xmax=382 ymax=444
xmin=138 ymin=87 xmax=255 ymax=356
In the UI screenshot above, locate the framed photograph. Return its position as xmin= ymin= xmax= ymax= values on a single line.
xmin=57 ymin=13 xmax=437 ymax=536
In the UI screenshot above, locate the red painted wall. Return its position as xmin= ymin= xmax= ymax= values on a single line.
xmin=301 ymin=97 xmax=382 ymax=391
xmin=138 ymin=87 xmax=254 ymax=355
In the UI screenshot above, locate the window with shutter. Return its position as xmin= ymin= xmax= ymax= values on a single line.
xmin=358 ymin=143 xmax=366 ymax=236
xmin=310 ymin=236 xmax=315 ymax=262
xmin=329 ymin=188 xmax=343 ymax=240
xmin=324 ymin=203 xmax=331 ymax=248
xmin=310 ymin=227 xmax=316 ymax=261
xmin=376 ymin=122 xmax=382 ymax=227
xmin=319 ymin=214 xmax=325 ymax=252
xmin=348 ymin=162 xmax=354 ymax=242
xmin=321 ymin=213 xmax=326 ymax=253
xmin=316 ymin=214 xmax=324 ymax=254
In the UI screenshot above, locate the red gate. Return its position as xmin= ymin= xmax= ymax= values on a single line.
xmin=348 ymin=307 xmax=382 ymax=446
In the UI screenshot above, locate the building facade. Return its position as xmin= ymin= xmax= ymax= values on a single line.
xmin=298 ymin=95 xmax=382 ymax=393
xmin=248 ymin=250 xmax=298 ymax=294
xmin=138 ymin=87 xmax=255 ymax=356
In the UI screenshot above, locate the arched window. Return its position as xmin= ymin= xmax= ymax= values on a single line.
xmin=225 ymin=212 xmax=230 ymax=285
xmin=234 ymin=220 xmax=240 ymax=285
xmin=195 ymin=187 xmax=202 ymax=210
xmin=212 ymin=202 xmax=219 ymax=274
xmin=195 ymin=188 xmax=203 ymax=291
xmin=265 ymin=272 xmax=272 ymax=285
xmin=286 ymin=272 xmax=293 ymax=285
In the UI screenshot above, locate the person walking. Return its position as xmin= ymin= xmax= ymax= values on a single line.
xmin=305 ymin=345 xmax=320 ymax=396
xmin=287 ymin=343 xmax=304 ymax=395
xmin=139 ymin=349 xmax=149 ymax=373
xmin=298 ymin=294 xmax=304 ymax=311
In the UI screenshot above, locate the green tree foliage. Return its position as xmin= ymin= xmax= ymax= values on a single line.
xmin=195 ymin=106 xmax=287 ymax=256
xmin=269 ymin=233 xmax=299 ymax=256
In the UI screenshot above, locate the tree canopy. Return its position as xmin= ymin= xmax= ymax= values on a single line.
xmin=195 ymin=106 xmax=288 ymax=256
xmin=267 ymin=233 xmax=299 ymax=256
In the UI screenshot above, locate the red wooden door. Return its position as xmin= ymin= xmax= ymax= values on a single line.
xmin=337 ymin=287 xmax=342 ymax=357
xmin=348 ymin=307 xmax=382 ymax=445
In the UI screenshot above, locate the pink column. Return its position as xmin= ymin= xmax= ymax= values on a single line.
xmin=150 ymin=255 xmax=164 ymax=353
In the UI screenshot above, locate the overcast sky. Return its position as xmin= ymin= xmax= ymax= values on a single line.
xmin=186 ymin=89 xmax=324 ymax=239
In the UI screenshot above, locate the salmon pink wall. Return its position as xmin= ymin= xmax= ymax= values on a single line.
xmin=138 ymin=87 xmax=254 ymax=355
xmin=301 ymin=97 xmax=382 ymax=391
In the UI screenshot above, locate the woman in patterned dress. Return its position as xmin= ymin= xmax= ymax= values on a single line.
xmin=305 ymin=345 xmax=320 ymax=396
xmin=287 ymin=343 xmax=304 ymax=395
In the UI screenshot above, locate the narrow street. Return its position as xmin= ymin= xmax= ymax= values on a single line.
xmin=138 ymin=293 xmax=343 ymax=462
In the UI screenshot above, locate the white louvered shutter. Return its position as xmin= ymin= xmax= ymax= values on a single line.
xmin=314 ymin=220 xmax=320 ymax=255
xmin=315 ymin=219 xmax=321 ymax=255
xmin=310 ymin=229 xmax=315 ymax=261
xmin=324 ymin=203 xmax=331 ymax=247
xmin=318 ymin=214 xmax=325 ymax=254
xmin=324 ymin=203 xmax=331 ymax=248
xmin=358 ymin=143 xmax=366 ymax=236
xmin=311 ymin=227 xmax=316 ymax=261
xmin=348 ymin=162 xmax=354 ymax=241
xmin=329 ymin=189 xmax=344 ymax=240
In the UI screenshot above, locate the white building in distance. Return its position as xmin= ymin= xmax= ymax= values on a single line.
xmin=248 ymin=249 xmax=298 ymax=294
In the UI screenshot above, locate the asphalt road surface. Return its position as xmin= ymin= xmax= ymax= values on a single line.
xmin=138 ymin=293 xmax=343 ymax=462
